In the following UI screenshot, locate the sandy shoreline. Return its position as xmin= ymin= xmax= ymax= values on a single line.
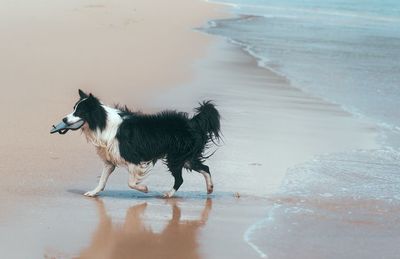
xmin=0 ymin=0 xmax=385 ymax=258
xmin=154 ymin=39 xmax=377 ymax=197
xmin=0 ymin=0 xmax=223 ymax=212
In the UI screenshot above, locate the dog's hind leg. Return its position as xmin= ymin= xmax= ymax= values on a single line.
xmin=164 ymin=164 xmax=184 ymax=198
xmin=191 ymin=160 xmax=214 ymax=194
xmin=84 ymin=163 xmax=115 ymax=197
xmin=127 ymin=164 xmax=149 ymax=193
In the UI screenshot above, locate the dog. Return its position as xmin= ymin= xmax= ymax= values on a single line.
xmin=61 ymin=89 xmax=221 ymax=198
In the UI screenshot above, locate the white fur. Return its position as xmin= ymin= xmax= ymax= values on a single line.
xmin=200 ymin=170 xmax=214 ymax=194
xmin=127 ymin=164 xmax=149 ymax=193
xmin=84 ymin=163 xmax=115 ymax=197
xmin=164 ymin=189 xmax=176 ymax=198
xmin=83 ymin=105 xmax=125 ymax=166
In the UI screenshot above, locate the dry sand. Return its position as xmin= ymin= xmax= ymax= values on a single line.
xmin=0 ymin=0 xmax=381 ymax=258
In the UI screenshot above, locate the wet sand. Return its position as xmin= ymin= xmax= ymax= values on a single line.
xmin=0 ymin=192 xmax=267 ymax=258
xmin=0 ymin=0 xmax=385 ymax=258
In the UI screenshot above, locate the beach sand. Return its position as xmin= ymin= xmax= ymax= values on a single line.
xmin=0 ymin=0 xmax=383 ymax=258
xmin=0 ymin=0 xmax=222 ymax=213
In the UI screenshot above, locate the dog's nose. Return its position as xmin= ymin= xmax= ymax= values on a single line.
xmin=62 ymin=117 xmax=68 ymax=123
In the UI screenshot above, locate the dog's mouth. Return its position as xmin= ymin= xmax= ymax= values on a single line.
xmin=50 ymin=120 xmax=85 ymax=135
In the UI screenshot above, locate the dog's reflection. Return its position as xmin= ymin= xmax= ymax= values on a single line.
xmin=78 ymin=198 xmax=212 ymax=259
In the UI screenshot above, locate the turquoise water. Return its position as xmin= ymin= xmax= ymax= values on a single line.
xmin=207 ymin=0 xmax=400 ymax=138
xmin=218 ymin=0 xmax=400 ymax=19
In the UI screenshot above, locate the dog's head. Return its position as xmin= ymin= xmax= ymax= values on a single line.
xmin=62 ymin=89 xmax=107 ymax=131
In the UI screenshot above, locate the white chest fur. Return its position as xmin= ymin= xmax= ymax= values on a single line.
xmin=83 ymin=105 xmax=127 ymax=166
xmin=95 ymin=139 xmax=125 ymax=166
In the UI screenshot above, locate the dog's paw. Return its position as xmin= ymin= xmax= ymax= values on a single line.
xmin=135 ymin=185 xmax=149 ymax=193
xmin=139 ymin=185 xmax=149 ymax=193
xmin=207 ymin=184 xmax=214 ymax=194
xmin=163 ymin=189 xmax=176 ymax=198
xmin=84 ymin=190 xmax=99 ymax=197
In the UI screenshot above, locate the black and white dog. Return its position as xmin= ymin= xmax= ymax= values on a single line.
xmin=61 ymin=90 xmax=221 ymax=198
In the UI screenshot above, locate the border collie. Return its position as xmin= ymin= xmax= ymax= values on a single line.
xmin=59 ymin=89 xmax=221 ymax=198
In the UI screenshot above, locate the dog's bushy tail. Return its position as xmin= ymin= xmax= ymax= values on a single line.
xmin=191 ymin=101 xmax=221 ymax=144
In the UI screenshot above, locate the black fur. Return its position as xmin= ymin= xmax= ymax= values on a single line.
xmin=191 ymin=101 xmax=221 ymax=147
xmin=73 ymin=93 xmax=107 ymax=131
xmin=116 ymin=103 xmax=221 ymax=192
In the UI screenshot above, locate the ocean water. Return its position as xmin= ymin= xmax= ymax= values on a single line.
xmin=204 ymin=0 xmax=400 ymax=197
xmin=206 ymin=0 xmax=400 ymax=140
xmin=205 ymin=1 xmax=400 ymax=257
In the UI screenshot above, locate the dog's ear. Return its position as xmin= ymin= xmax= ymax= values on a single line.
xmin=88 ymin=93 xmax=95 ymax=100
xmin=78 ymin=89 xmax=89 ymax=99
xmin=87 ymin=93 xmax=99 ymax=103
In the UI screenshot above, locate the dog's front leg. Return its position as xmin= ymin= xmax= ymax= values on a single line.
xmin=84 ymin=163 xmax=116 ymax=197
